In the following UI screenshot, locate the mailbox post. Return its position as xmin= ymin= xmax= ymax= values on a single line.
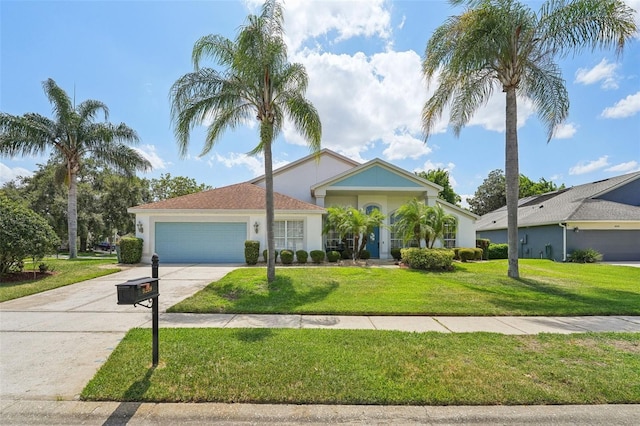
xmin=116 ymin=254 xmax=160 ymax=366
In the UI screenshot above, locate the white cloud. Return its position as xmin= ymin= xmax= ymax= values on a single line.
xmin=552 ymin=122 xmax=578 ymax=139
xmin=574 ymin=58 xmax=619 ymax=89
xmin=0 ymin=162 xmax=33 ymax=184
xmin=280 ymin=0 xmax=392 ymax=52
xmin=211 ymin=152 xmax=290 ymax=177
xmin=382 ymin=133 xmax=431 ymax=161
xmin=414 ymin=160 xmax=458 ymax=188
xmin=601 ymin=91 xmax=640 ymax=118
xmin=569 ymin=156 xmax=610 ymax=175
xmin=605 ymin=161 xmax=640 ymax=173
xmin=133 ymin=145 xmax=168 ymax=171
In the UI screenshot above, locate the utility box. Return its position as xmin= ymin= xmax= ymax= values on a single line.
xmin=116 ymin=277 xmax=159 ymax=305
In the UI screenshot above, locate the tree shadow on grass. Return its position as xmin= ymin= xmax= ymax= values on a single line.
xmin=460 ymin=277 xmax=640 ymax=315
xmin=203 ymin=276 xmax=340 ymax=314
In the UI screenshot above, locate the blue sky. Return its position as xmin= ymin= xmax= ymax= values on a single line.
xmin=2 ymin=0 xmax=639 ymax=206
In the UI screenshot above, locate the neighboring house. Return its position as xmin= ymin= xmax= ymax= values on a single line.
xmin=475 ymin=172 xmax=640 ymax=261
xmin=129 ymin=149 xmax=478 ymax=263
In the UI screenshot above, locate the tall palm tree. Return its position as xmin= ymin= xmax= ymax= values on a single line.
xmin=422 ymin=0 xmax=636 ymax=278
xmin=170 ymin=0 xmax=321 ymax=283
xmin=0 ymin=78 xmax=151 ymax=259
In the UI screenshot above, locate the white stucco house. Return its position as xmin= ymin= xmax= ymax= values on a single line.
xmin=129 ymin=149 xmax=478 ymax=263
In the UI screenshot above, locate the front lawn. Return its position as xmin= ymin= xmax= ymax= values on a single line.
xmin=0 ymin=258 xmax=120 ymax=302
xmin=169 ymin=260 xmax=640 ymax=316
xmin=81 ymin=328 xmax=640 ymax=405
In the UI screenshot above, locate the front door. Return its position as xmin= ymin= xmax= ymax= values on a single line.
xmin=365 ymin=205 xmax=380 ymax=258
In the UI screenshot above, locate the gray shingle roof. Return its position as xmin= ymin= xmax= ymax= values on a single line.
xmin=476 ymin=172 xmax=640 ymax=230
xmin=130 ymin=183 xmax=325 ymax=212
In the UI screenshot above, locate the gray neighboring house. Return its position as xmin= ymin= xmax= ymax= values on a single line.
xmin=475 ymin=172 xmax=640 ymax=261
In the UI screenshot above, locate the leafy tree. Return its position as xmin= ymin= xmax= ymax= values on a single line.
xmin=0 ymin=78 xmax=151 ymax=258
xmin=149 ymin=173 xmax=211 ymax=201
xmin=170 ymin=0 xmax=321 ymax=282
xmin=324 ymin=206 xmax=385 ymax=260
xmin=0 ymin=195 xmax=60 ymax=275
xmin=468 ymin=169 xmax=565 ymax=215
xmin=416 ymin=169 xmax=461 ymax=205
xmin=422 ymin=0 xmax=635 ymax=278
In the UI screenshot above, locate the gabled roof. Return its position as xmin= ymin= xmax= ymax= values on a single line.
xmin=436 ymin=198 xmax=480 ymax=220
xmin=476 ymin=172 xmax=640 ymax=230
xmin=129 ymin=183 xmax=325 ymax=212
xmin=311 ymin=157 xmax=443 ymax=193
xmin=249 ymin=148 xmax=360 ymax=184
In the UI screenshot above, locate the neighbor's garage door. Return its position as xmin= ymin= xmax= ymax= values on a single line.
xmin=155 ymin=222 xmax=246 ymax=263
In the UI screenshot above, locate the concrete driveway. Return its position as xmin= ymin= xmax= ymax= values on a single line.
xmin=0 ymin=263 xmax=238 ymax=401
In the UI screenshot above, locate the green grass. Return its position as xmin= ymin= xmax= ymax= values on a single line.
xmin=0 ymin=258 xmax=120 ymax=302
xmin=169 ymin=260 xmax=640 ymax=316
xmin=81 ymin=328 xmax=640 ymax=405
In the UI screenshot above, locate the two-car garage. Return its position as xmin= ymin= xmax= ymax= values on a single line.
xmin=154 ymin=222 xmax=247 ymax=263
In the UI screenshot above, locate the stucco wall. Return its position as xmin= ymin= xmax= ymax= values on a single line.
xmin=477 ymin=225 xmax=564 ymax=261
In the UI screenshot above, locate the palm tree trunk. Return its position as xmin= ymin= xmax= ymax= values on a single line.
xmin=505 ymin=88 xmax=520 ymax=279
xmin=68 ymin=172 xmax=78 ymax=259
xmin=262 ymin=122 xmax=276 ymax=283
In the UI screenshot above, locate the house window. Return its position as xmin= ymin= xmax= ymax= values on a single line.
xmin=389 ymin=211 xmax=418 ymax=248
xmin=274 ymin=220 xmax=304 ymax=251
xmin=443 ymin=219 xmax=457 ymax=248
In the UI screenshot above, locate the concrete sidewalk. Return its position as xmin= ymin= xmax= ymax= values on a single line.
xmin=2 ymin=263 xmax=639 ymax=424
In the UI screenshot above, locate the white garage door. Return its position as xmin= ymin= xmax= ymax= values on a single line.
xmin=155 ymin=222 xmax=246 ymax=263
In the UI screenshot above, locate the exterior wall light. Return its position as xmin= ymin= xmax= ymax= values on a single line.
xmin=254 ymin=221 xmax=260 ymax=234
xmin=137 ymin=220 xmax=144 ymax=233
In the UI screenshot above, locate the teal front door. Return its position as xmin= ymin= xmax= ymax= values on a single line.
xmin=365 ymin=205 xmax=380 ymax=258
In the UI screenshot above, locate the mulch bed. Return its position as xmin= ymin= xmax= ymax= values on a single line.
xmin=0 ymin=271 xmax=55 ymax=284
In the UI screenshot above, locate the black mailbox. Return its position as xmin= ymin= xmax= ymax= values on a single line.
xmin=116 ymin=277 xmax=160 ymax=305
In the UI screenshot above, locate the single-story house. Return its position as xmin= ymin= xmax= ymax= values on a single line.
xmin=475 ymin=171 xmax=640 ymax=261
xmin=129 ymin=149 xmax=478 ymax=263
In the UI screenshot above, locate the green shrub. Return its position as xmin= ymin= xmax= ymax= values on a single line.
xmin=310 ymin=250 xmax=325 ymax=264
xmin=244 ymin=240 xmax=260 ymax=265
xmin=390 ymin=248 xmax=402 ymax=261
xmin=453 ymin=248 xmax=460 ymax=260
xmin=488 ymin=243 xmax=509 ymax=259
xmin=476 ymin=238 xmax=491 ymax=260
xmin=568 ymin=248 xmax=602 ymax=263
xmin=327 ymin=250 xmax=341 ymax=262
xmin=280 ymin=249 xmax=294 ymax=265
xmin=119 ymin=237 xmax=143 ymax=264
xmin=0 ymin=195 xmax=60 ymax=275
xmin=263 ymin=249 xmax=279 ymax=262
xmin=459 ymin=248 xmax=476 ymax=262
xmin=359 ymin=249 xmax=371 ymax=260
xmin=474 ymin=248 xmax=484 ymax=260
xmin=401 ymin=248 xmax=454 ymax=271
xmin=341 ymin=248 xmax=353 ymax=260
xmin=296 ymin=250 xmax=308 ymax=264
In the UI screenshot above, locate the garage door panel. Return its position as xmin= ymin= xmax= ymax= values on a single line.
xmin=155 ymin=222 xmax=246 ymax=263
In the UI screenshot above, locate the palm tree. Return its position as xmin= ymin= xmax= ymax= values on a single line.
xmin=0 ymin=78 xmax=151 ymax=259
xmin=324 ymin=206 xmax=385 ymax=260
xmin=393 ymin=198 xmax=433 ymax=248
xmin=426 ymin=204 xmax=456 ymax=248
xmin=422 ymin=0 xmax=636 ymax=278
xmin=170 ymin=0 xmax=321 ymax=283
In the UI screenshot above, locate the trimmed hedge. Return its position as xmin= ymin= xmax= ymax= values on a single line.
xmin=474 ymin=248 xmax=484 ymax=260
xmin=280 ymin=249 xmax=294 ymax=265
xmin=327 ymin=250 xmax=341 ymax=262
xmin=119 ymin=237 xmax=143 ymax=264
xmin=341 ymin=248 xmax=353 ymax=260
xmin=476 ymin=238 xmax=490 ymax=260
xmin=244 ymin=240 xmax=260 ymax=265
xmin=401 ymin=248 xmax=454 ymax=271
xmin=390 ymin=248 xmax=402 ymax=261
xmin=488 ymin=243 xmax=509 ymax=259
xmin=459 ymin=248 xmax=475 ymax=262
xmin=296 ymin=250 xmax=308 ymax=264
xmin=263 ymin=249 xmax=279 ymax=262
xmin=310 ymin=250 xmax=325 ymax=264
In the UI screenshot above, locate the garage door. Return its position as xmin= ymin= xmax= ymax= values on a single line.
xmin=155 ymin=222 xmax=247 ymax=263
